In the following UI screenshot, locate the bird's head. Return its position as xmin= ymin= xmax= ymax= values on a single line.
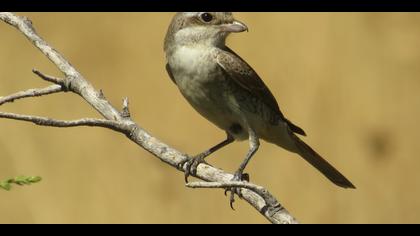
xmin=164 ymin=12 xmax=248 ymax=52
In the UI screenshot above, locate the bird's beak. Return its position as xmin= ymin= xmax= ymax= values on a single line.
xmin=221 ymin=20 xmax=248 ymax=33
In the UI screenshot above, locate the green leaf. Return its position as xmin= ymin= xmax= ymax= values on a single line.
xmin=14 ymin=175 xmax=30 ymax=185
xmin=28 ymin=176 xmax=42 ymax=183
xmin=0 ymin=182 xmax=11 ymax=191
xmin=1 ymin=175 xmax=42 ymax=191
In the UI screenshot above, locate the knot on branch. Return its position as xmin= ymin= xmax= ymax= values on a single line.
xmin=126 ymin=123 xmax=139 ymax=139
xmin=63 ymin=76 xmax=76 ymax=92
xmin=21 ymin=16 xmax=36 ymax=32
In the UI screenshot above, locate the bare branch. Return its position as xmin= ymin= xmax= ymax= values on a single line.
xmin=32 ymin=69 xmax=66 ymax=86
xmin=0 ymin=112 xmax=124 ymax=131
xmin=0 ymin=12 xmax=122 ymax=120
xmin=186 ymin=181 xmax=298 ymax=224
xmin=186 ymin=181 xmax=270 ymax=201
xmin=0 ymin=85 xmax=62 ymax=106
xmin=0 ymin=12 xmax=298 ymax=224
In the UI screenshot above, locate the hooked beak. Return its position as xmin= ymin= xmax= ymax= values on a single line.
xmin=221 ymin=20 xmax=248 ymax=33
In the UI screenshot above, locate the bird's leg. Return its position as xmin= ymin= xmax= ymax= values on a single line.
xmin=181 ymin=133 xmax=235 ymax=183
xmin=226 ymin=127 xmax=260 ymax=210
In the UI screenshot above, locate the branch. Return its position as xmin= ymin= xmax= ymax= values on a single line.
xmin=186 ymin=181 xmax=275 ymax=204
xmin=0 ymin=85 xmax=63 ymax=106
xmin=0 ymin=12 xmax=298 ymax=224
xmin=32 ymin=69 xmax=65 ymax=85
xmin=0 ymin=112 xmax=124 ymax=131
xmin=186 ymin=181 xmax=297 ymax=224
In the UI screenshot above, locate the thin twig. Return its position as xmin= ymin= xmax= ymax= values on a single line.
xmin=0 ymin=12 xmax=298 ymax=224
xmin=0 ymin=85 xmax=63 ymax=106
xmin=0 ymin=112 xmax=124 ymax=131
xmin=186 ymin=181 xmax=297 ymax=224
xmin=186 ymin=181 xmax=268 ymax=201
xmin=32 ymin=69 xmax=65 ymax=85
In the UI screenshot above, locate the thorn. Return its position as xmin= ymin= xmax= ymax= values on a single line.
xmin=99 ymin=89 xmax=106 ymax=99
xmin=121 ymin=97 xmax=131 ymax=118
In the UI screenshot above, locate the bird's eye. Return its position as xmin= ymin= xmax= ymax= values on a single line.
xmin=200 ymin=12 xmax=213 ymax=23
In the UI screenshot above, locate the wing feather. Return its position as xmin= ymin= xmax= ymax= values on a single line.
xmin=216 ymin=47 xmax=306 ymax=136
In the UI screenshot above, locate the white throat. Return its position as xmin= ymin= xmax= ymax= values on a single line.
xmin=174 ymin=26 xmax=226 ymax=48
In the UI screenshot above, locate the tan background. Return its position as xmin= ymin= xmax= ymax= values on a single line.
xmin=0 ymin=13 xmax=419 ymax=224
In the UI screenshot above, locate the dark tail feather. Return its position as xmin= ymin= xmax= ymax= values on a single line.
xmin=294 ymin=137 xmax=356 ymax=189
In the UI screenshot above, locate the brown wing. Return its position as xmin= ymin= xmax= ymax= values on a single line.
xmin=166 ymin=63 xmax=177 ymax=85
xmin=217 ymin=47 xmax=306 ymax=136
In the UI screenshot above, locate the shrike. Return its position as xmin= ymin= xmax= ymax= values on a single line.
xmin=164 ymin=12 xmax=355 ymax=206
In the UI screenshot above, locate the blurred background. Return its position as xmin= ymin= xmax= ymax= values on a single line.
xmin=0 ymin=13 xmax=419 ymax=224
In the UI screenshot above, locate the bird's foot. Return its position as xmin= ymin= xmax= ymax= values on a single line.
xmin=179 ymin=154 xmax=210 ymax=183
xmin=224 ymin=172 xmax=250 ymax=210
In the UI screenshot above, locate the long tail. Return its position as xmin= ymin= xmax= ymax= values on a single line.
xmin=293 ymin=136 xmax=356 ymax=189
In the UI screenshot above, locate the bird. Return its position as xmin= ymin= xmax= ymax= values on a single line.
xmin=163 ymin=12 xmax=355 ymax=207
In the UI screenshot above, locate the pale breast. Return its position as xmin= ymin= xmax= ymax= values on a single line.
xmin=170 ymin=46 xmax=217 ymax=77
xmin=169 ymin=46 xmax=219 ymax=100
xmin=168 ymin=46 xmax=244 ymax=136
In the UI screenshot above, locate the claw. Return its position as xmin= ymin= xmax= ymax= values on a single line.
xmin=179 ymin=134 xmax=234 ymax=184
xmin=184 ymin=159 xmax=192 ymax=183
xmin=180 ymin=155 xmax=207 ymax=183
xmin=224 ymin=172 xmax=248 ymax=210
xmin=224 ymin=188 xmax=236 ymax=210
xmin=230 ymin=192 xmax=236 ymax=210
